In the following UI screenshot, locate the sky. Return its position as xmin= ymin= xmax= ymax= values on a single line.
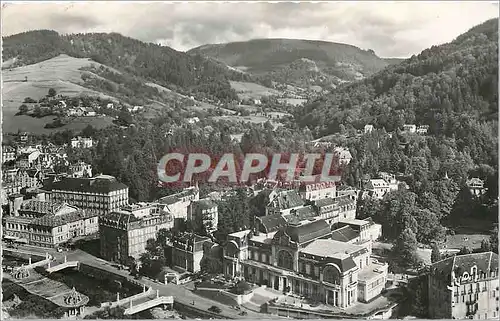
xmin=2 ymin=1 xmax=499 ymax=58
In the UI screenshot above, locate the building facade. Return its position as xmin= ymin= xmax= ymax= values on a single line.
xmin=170 ymin=233 xmax=211 ymax=273
xmin=188 ymin=199 xmax=218 ymax=234
xmin=99 ymin=205 xmax=174 ymax=264
xmin=3 ymin=200 xmax=98 ymax=247
xmin=223 ymin=218 xmax=388 ymax=308
xmin=71 ymin=137 xmax=93 ymax=148
xmin=298 ymin=181 xmax=336 ymax=201
xmin=49 ymin=175 xmax=129 ymax=216
xmin=428 ymin=252 xmax=499 ymax=319
xmin=158 ymin=186 xmax=199 ymax=220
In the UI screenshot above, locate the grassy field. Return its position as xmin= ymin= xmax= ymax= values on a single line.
xmin=229 ymin=81 xmax=279 ymax=100
xmin=277 ymin=98 xmax=307 ymax=106
xmin=444 ymin=234 xmax=489 ymax=250
xmin=212 ymin=115 xmax=282 ymax=129
xmin=3 ymin=54 xmax=118 ymax=134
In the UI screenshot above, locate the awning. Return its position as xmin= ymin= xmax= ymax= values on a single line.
xmin=15 ymin=238 xmax=28 ymax=244
xmin=3 ymin=235 xmax=18 ymax=240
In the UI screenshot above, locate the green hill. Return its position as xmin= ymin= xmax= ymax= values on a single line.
xmin=2 ymin=30 xmax=251 ymax=102
xmin=188 ymin=38 xmax=393 ymax=88
xmin=295 ymin=19 xmax=498 ymax=133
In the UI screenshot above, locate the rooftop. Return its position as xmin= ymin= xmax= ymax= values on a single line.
xmin=340 ymin=218 xmax=372 ymax=227
xmin=432 ymin=252 xmax=498 ymax=280
xmin=229 ymin=229 xmax=252 ymax=239
xmin=284 ymin=219 xmax=331 ymax=244
xmin=31 ymin=210 xmax=96 ymax=228
xmin=302 ymin=239 xmax=365 ymax=260
xmin=269 ymin=189 xmax=304 ymax=210
xmin=50 ymin=175 xmax=128 ymax=194
xmin=358 ymin=261 xmax=388 ymax=282
xmin=257 ymin=214 xmax=287 ymax=233
xmin=331 ymin=226 xmax=359 ymax=242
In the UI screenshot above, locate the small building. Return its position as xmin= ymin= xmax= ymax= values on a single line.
xmin=70 ymin=137 xmax=93 ymax=149
xmin=333 ymin=147 xmax=352 ymax=165
xmin=68 ymin=161 xmax=92 ymax=178
xmin=364 ymin=124 xmax=374 ymax=134
xmin=157 ymin=186 xmax=199 ymax=221
xmin=365 ymin=179 xmax=391 ymax=200
xmin=170 ymin=233 xmax=211 ymax=273
xmin=466 ymin=177 xmax=487 ymax=197
xmin=338 ymin=218 xmax=382 ymax=243
xmin=428 ymin=252 xmax=499 ymax=319
xmin=16 ymin=150 xmax=41 ymax=169
xmin=417 ymin=125 xmax=429 ymax=135
xmin=266 ymin=189 xmax=305 ymax=216
xmin=186 ymin=117 xmax=200 ymax=124
xmin=402 ymin=124 xmax=417 ymax=134
xmin=298 ymin=181 xmax=336 ymax=201
xmin=3 ymin=145 xmax=17 ymax=163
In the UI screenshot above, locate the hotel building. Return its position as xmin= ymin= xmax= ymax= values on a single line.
xmin=49 ymin=175 xmax=129 ymax=215
xmin=99 ymin=203 xmax=174 ymax=264
xmin=428 ymin=252 xmax=499 ymax=319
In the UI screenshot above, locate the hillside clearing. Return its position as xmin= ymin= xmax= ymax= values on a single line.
xmin=229 ymin=81 xmax=278 ymax=100
xmin=2 ymin=54 xmax=119 ymax=133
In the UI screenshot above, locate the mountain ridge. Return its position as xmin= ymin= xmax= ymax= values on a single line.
xmin=188 ymin=38 xmax=393 ymax=88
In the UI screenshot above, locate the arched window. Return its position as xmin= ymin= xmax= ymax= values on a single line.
xmin=323 ymin=265 xmax=341 ymax=285
xmin=226 ymin=242 xmax=239 ymax=258
xmin=277 ymin=250 xmax=294 ymax=270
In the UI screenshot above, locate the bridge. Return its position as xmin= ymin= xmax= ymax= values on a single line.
xmin=46 ymin=259 xmax=79 ymax=273
xmin=124 ymin=293 xmax=174 ymax=315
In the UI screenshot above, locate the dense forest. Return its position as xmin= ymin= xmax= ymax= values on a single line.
xmin=2 ymin=30 xmax=250 ymax=101
xmin=324 ymin=19 xmax=499 ymax=262
xmin=295 ymin=19 xmax=498 ymax=138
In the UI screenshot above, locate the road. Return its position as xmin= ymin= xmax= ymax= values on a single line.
xmin=4 ymin=243 xmax=281 ymax=319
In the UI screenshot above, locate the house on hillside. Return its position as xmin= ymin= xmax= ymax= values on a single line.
xmin=364 ymin=124 xmax=374 ymax=134
xmin=466 ymin=177 xmax=487 ymax=197
xmin=402 ymin=124 xmax=416 ymax=134
xmin=333 ymin=147 xmax=352 ymax=165
xmin=417 ymin=125 xmax=429 ymax=135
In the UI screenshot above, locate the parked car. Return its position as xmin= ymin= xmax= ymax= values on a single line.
xmin=208 ymin=305 xmax=222 ymax=314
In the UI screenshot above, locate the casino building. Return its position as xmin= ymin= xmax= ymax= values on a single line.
xmin=223 ymin=216 xmax=387 ymax=308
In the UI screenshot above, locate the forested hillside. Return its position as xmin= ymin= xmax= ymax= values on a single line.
xmin=2 ymin=30 xmax=250 ymax=101
xmin=189 ymin=38 xmax=392 ymax=88
xmin=303 ymin=19 xmax=499 ymax=253
xmin=296 ymin=19 xmax=498 ymax=137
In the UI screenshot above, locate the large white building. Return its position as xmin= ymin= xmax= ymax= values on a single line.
xmin=428 ymin=252 xmax=499 ymax=319
xmin=223 ymin=217 xmax=388 ymax=308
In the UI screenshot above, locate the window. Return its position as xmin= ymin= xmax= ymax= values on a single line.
xmin=305 ymin=264 xmax=311 ymax=275
xmin=323 ymin=266 xmax=340 ymax=285
xmin=277 ymin=250 xmax=293 ymax=270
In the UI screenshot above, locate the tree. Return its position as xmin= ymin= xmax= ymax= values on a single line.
xmin=200 ymin=256 xmax=222 ymax=275
xmin=458 ymin=246 xmax=473 ymax=255
xmin=18 ymin=104 xmax=28 ymax=114
xmin=490 ymin=226 xmax=498 ymax=253
xmin=392 ymin=228 xmax=421 ymax=269
xmin=431 ymin=243 xmax=442 ymax=263
xmin=48 ymin=88 xmax=56 ymax=97
xmin=480 ymin=239 xmax=492 ymax=252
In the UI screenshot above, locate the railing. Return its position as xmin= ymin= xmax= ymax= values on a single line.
xmin=123 ymin=296 xmax=174 ymax=315
xmin=46 ymin=261 xmax=79 ymax=273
